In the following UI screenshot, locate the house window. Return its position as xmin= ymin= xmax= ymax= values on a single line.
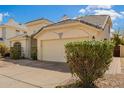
xmin=16 ymin=30 xmax=20 ymax=35
xmin=2 ymin=27 xmax=6 ymax=39
xmin=14 ymin=42 xmax=21 ymax=48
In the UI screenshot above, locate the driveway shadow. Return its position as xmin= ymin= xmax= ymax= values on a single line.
xmin=2 ymin=58 xmax=70 ymax=73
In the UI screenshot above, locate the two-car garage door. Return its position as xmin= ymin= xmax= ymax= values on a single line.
xmin=41 ymin=38 xmax=88 ymax=62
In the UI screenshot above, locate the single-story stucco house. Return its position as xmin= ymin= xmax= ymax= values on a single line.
xmin=0 ymin=15 xmax=112 ymax=62
xmin=34 ymin=15 xmax=112 ymax=62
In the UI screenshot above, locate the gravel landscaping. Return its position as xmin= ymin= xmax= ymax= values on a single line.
xmin=57 ymin=58 xmax=124 ymax=88
xmin=56 ymin=74 xmax=124 ymax=88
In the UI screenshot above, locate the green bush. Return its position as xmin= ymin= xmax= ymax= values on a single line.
xmin=65 ymin=40 xmax=114 ymax=87
xmin=120 ymin=39 xmax=124 ymax=45
xmin=0 ymin=43 xmax=9 ymax=57
xmin=10 ymin=47 xmax=21 ymax=59
xmin=31 ymin=46 xmax=37 ymax=60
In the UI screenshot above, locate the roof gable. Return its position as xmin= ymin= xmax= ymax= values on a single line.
xmin=36 ymin=15 xmax=111 ymax=32
xmin=77 ymin=15 xmax=111 ymax=29
xmin=1 ymin=18 xmax=28 ymax=31
xmin=25 ymin=18 xmax=53 ymax=25
xmin=33 ymin=15 xmax=112 ymax=38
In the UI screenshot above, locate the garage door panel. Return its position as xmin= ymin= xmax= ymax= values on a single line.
xmin=42 ymin=40 xmax=65 ymax=62
xmin=41 ymin=38 xmax=88 ymax=62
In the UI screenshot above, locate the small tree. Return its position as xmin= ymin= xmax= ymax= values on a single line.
xmin=10 ymin=46 xmax=21 ymax=59
xmin=112 ymin=32 xmax=121 ymax=46
xmin=0 ymin=43 xmax=9 ymax=57
xmin=65 ymin=40 xmax=114 ymax=87
xmin=120 ymin=36 xmax=124 ymax=45
xmin=111 ymin=31 xmax=124 ymax=46
xmin=31 ymin=46 xmax=37 ymax=60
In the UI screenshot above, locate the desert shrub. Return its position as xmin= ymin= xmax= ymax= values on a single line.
xmin=65 ymin=40 xmax=114 ymax=87
xmin=112 ymin=33 xmax=121 ymax=46
xmin=10 ymin=46 xmax=21 ymax=59
xmin=120 ymin=38 xmax=124 ymax=46
xmin=31 ymin=46 xmax=37 ymax=60
xmin=0 ymin=43 xmax=9 ymax=57
xmin=111 ymin=32 xmax=124 ymax=46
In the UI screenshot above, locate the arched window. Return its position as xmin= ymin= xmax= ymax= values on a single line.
xmin=14 ymin=42 xmax=21 ymax=49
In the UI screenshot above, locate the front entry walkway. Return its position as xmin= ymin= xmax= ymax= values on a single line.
xmin=106 ymin=57 xmax=121 ymax=74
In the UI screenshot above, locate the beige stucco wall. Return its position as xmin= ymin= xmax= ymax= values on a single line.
xmin=2 ymin=19 xmax=51 ymax=58
xmin=96 ymin=23 xmax=110 ymax=40
xmin=35 ymin=23 xmax=100 ymax=40
xmin=26 ymin=20 xmax=52 ymax=36
xmin=0 ymin=19 xmax=52 ymax=59
xmin=0 ymin=26 xmax=25 ymax=47
xmin=4 ymin=27 xmax=24 ymax=47
xmin=120 ymin=45 xmax=124 ymax=57
xmin=0 ymin=28 xmax=2 ymax=38
xmin=35 ymin=22 xmax=109 ymax=61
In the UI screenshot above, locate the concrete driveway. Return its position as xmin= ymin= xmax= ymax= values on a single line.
xmin=0 ymin=58 xmax=71 ymax=88
xmin=0 ymin=57 xmax=122 ymax=88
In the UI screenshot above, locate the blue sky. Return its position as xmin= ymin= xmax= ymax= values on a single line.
xmin=0 ymin=5 xmax=124 ymax=31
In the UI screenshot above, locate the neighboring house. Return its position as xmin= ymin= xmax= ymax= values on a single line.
xmin=0 ymin=18 xmax=28 ymax=46
xmin=0 ymin=18 xmax=53 ymax=58
xmin=34 ymin=15 xmax=112 ymax=62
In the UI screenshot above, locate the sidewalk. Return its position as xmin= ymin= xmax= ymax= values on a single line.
xmin=106 ymin=57 xmax=121 ymax=74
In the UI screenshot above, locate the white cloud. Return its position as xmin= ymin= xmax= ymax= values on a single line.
xmin=121 ymin=11 xmax=124 ymax=15
xmin=4 ymin=12 xmax=9 ymax=16
xmin=79 ymin=8 xmax=86 ymax=14
xmin=110 ymin=28 xmax=115 ymax=37
xmin=78 ymin=5 xmax=124 ymax=21
xmin=0 ymin=14 xmax=3 ymax=22
xmin=0 ymin=12 xmax=9 ymax=22
xmin=86 ymin=5 xmax=112 ymax=10
xmin=111 ymin=28 xmax=115 ymax=32
xmin=113 ymin=23 xmax=118 ymax=26
xmin=94 ymin=9 xmax=123 ymax=20
xmin=85 ymin=5 xmax=113 ymax=13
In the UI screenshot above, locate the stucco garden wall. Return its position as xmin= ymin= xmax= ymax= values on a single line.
xmin=120 ymin=45 xmax=124 ymax=57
